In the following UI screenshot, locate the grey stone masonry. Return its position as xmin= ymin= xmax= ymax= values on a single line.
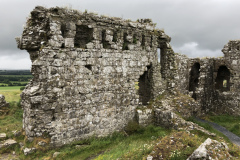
xmin=0 ymin=95 xmax=9 ymax=108
xmin=175 ymin=40 xmax=240 ymax=115
xmin=16 ymin=6 xmax=240 ymax=147
xmin=16 ymin=6 xmax=171 ymax=146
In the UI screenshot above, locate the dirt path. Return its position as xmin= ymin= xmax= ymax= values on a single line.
xmin=195 ymin=117 xmax=240 ymax=146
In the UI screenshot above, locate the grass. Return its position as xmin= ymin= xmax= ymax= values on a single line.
xmin=207 ymin=115 xmax=240 ymax=137
xmin=0 ymin=86 xmax=22 ymax=102
xmin=187 ymin=117 xmax=231 ymax=143
xmin=0 ymin=101 xmax=23 ymax=139
xmin=135 ymin=82 xmax=139 ymax=90
xmin=0 ymin=75 xmax=32 ymax=77
xmin=1 ymin=105 xmax=240 ymax=159
xmin=150 ymin=131 xmax=204 ymax=159
xmin=0 ymin=88 xmax=239 ymax=159
xmin=10 ymin=81 xmax=29 ymax=84
xmin=24 ymin=125 xmax=170 ymax=160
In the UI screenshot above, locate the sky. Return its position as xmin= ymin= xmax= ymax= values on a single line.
xmin=0 ymin=0 xmax=240 ymax=69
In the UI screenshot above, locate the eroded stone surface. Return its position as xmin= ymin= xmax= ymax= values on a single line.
xmin=23 ymin=147 xmax=36 ymax=155
xmin=0 ymin=133 xmax=6 ymax=140
xmin=0 ymin=95 xmax=9 ymax=108
xmin=16 ymin=6 xmax=240 ymax=147
xmin=187 ymin=138 xmax=231 ymax=160
xmin=0 ymin=139 xmax=17 ymax=149
xmin=17 ymin=6 xmax=170 ymax=146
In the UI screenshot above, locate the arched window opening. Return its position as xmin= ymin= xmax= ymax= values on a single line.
xmin=215 ymin=66 xmax=230 ymax=91
xmin=138 ymin=65 xmax=152 ymax=105
xmin=189 ymin=63 xmax=200 ymax=100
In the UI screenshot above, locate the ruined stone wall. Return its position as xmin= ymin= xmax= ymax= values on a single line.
xmin=174 ymin=40 xmax=240 ymax=115
xmin=16 ymin=6 xmax=171 ymax=146
xmin=174 ymin=53 xmax=189 ymax=94
xmin=16 ymin=6 xmax=240 ymax=147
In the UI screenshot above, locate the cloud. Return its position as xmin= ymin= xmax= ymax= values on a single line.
xmin=0 ymin=50 xmax=31 ymax=69
xmin=1 ymin=0 xmax=240 ymax=69
xmin=173 ymin=42 xmax=223 ymax=58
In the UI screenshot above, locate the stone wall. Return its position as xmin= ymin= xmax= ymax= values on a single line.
xmin=0 ymin=95 xmax=9 ymax=108
xmin=174 ymin=40 xmax=240 ymax=115
xmin=16 ymin=6 xmax=240 ymax=146
xmin=16 ymin=6 xmax=172 ymax=146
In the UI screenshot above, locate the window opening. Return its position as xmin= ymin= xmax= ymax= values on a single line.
xmin=157 ymin=48 xmax=161 ymax=63
xmin=189 ymin=63 xmax=200 ymax=100
xmin=150 ymin=36 xmax=153 ymax=48
xmin=113 ymin=31 xmax=118 ymax=42
xmin=85 ymin=65 xmax=92 ymax=71
xmin=122 ymin=33 xmax=129 ymax=50
xmin=74 ymin=25 xmax=93 ymax=48
xmin=102 ymin=30 xmax=111 ymax=49
xmin=141 ymin=34 xmax=145 ymax=49
xmin=215 ymin=66 xmax=230 ymax=91
xmin=133 ymin=34 xmax=137 ymax=44
xmin=138 ymin=64 xmax=152 ymax=105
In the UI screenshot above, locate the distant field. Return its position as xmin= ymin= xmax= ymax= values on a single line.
xmin=10 ymin=81 xmax=29 ymax=84
xmin=0 ymin=86 xmax=22 ymax=102
xmin=0 ymin=75 xmax=32 ymax=77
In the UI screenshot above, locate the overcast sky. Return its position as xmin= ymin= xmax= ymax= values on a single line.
xmin=1 ymin=0 xmax=240 ymax=69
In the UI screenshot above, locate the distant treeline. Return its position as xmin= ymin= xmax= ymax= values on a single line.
xmin=0 ymin=76 xmax=32 ymax=82
xmin=0 ymin=70 xmax=31 ymax=75
xmin=0 ymin=70 xmax=32 ymax=87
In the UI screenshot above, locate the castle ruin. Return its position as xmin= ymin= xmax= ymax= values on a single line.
xmin=16 ymin=6 xmax=240 ymax=146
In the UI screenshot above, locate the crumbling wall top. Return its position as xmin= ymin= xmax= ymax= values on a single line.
xmin=16 ymin=6 xmax=170 ymax=53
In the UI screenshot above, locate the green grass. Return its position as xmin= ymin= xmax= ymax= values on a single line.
xmin=208 ymin=115 xmax=240 ymax=137
xmin=0 ymin=101 xmax=23 ymax=139
xmin=33 ymin=125 xmax=169 ymax=160
xmin=10 ymin=81 xmax=29 ymax=84
xmin=0 ymin=75 xmax=32 ymax=77
xmin=1 ymin=107 xmax=240 ymax=159
xmin=186 ymin=117 xmax=231 ymax=143
xmin=20 ymin=125 xmax=170 ymax=160
xmin=0 ymin=86 xmax=22 ymax=102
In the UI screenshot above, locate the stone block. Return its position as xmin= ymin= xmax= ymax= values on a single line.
xmin=65 ymin=38 xmax=74 ymax=48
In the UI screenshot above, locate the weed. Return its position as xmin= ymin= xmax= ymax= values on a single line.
xmin=0 ymin=102 xmax=23 ymax=137
xmin=124 ymin=120 xmax=142 ymax=135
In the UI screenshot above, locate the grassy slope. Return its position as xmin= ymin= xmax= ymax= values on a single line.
xmin=1 ymin=106 xmax=240 ymax=159
xmin=0 ymin=75 xmax=32 ymax=77
xmin=0 ymin=102 xmax=23 ymax=138
xmin=208 ymin=115 xmax=240 ymax=137
xmin=0 ymin=86 xmax=22 ymax=102
xmin=0 ymin=88 xmax=239 ymax=159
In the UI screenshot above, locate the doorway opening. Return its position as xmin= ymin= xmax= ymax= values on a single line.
xmin=74 ymin=25 xmax=93 ymax=48
xmin=189 ymin=62 xmax=200 ymax=100
xmin=138 ymin=65 xmax=152 ymax=105
xmin=215 ymin=66 xmax=230 ymax=91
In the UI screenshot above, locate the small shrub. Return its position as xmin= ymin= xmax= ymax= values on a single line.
xmin=124 ymin=120 xmax=141 ymax=135
xmin=20 ymin=86 xmax=25 ymax=90
xmin=230 ymin=124 xmax=240 ymax=134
